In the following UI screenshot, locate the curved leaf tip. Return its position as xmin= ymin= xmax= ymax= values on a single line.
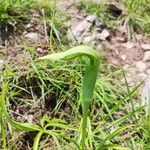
xmin=38 ymin=45 xmax=100 ymax=64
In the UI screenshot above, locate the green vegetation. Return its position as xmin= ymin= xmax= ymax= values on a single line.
xmin=1 ymin=48 xmax=150 ymax=149
xmin=38 ymin=45 xmax=100 ymax=150
xmin=0 ymin=0 xmax=150 ymax=150
xmin=77 ymin=0 xmax=150 ymax=34
xmin=0 ymin=0 xmax=56 ymax=26
xmin=0 ymin=0 xmax=35 ymax=25
xmin=123 ymin=0 xmax=150 ymax=33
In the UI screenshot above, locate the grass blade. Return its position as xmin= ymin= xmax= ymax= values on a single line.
xmin=1 ymin=83 xmax=42 ymax=131
xmin=33 ymin=131 xmax=44 ymax=150
xmin=97 ymin=125 xmax=131 ymax=149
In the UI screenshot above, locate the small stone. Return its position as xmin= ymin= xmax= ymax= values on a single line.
xmin=26 ymin=23 xmax=33 ymax=28
xmin=141 ymin=80 xmax=150 ymax=116
xmin=23 ymin=114 xmax=33 ymax=123
xmin=37 ymin=47 xmax=43 ymax=53
xmin=86 ymin=15 xmax=97 ymax=22
xmin=122 ymin=42 xmax=134 ymax=49
xmin=97 ymin=29 xmax=110 ymax=40
xmin=28 ymin=115 xmax=34 ymax=123
xmin=25 ymin=32 xmax=39 ymax=43
xmin=143 ymin=51 xmax=150 ymax=61
xmin=0 ymin=45 xmax=4 ymax=49
xmin=141 ymin=44 xmax=150 ymax=50
xmin=117 ymin=25 xmax=126 ymax=34
xmin=67 ymin=15 xmax=100 ymax=43
xmin=121 ymin=54 xmax=127 ymax=60
xmin=83 ymin=36 xmax=92 ymax=43
xmin=74 ymin=20 xmax=91 ymax=35
xmin=0 ymin=59 xmax=4 ymax=70
xmin=95 ymin=19 xmax=103 ymax=28
xmin=68 ymin=19 xmax=92 ymax=42
xmin=23 ymin=31 xmax=27 ymax=35
xmin=135 ymin=61 xmax=147 ymax=72
xmin=17 ymin=116 xmax=22 ymax=121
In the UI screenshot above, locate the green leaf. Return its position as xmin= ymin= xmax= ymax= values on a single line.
xmin=45 ymin=122 xmax=79 ymax=131
xmin=99 ymin=144 xmax=129 ymax=150
xmin=38 ymin=45 xmax=100 ymax=150
xmin=33 ymin=131 xmax=44 ymax=150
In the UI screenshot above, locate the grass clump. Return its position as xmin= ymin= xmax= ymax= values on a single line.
xmin=0 ymin=45 xmax=131 ymax=149
xmin=0 ymin=53 xmax=82 ymax=149
xmin=123 ymin=0 xmax=150 ymax=33
xmin=0 ymin=0 xmax=57 ymax=25
xmin=0 ymin=0 xmax=60 ymax=34
xmin=0 ymin=0 xmax=35 ymax=25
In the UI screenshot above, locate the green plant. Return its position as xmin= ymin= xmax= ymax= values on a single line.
xmin=76 ymin=1 xmax=107 ymax=16
xmin=122 ymin=0 xmax=150 ymax=35
xmin=0 ymin=92 xmax=7 ymax=150
xmin=38 ymin=45 xmax=100 ymax=149
xmin=0 ymin=45 xmax=100 ymax=150
xmin=39 ymin=46 xmax=141 ymax=150
xmin=1 ymin=46 xmax=144 ymax=149
xmin=0 ymin=0 xmax=35 ymax=25
xmin=1 ymin=82 xmax=79 ymax=150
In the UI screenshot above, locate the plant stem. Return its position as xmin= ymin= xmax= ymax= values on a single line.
xmin=81 ymin=112 xmax=88 ymax=150
xmin=0 ymin=88 xmax=7 ymax=150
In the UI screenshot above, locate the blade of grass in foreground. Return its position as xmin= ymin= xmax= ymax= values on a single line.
xmin=33 ymin=131 xmax=44 ymax=150
xmin=97 ymin=125 xmax=131 ymax=150
xmin=1 ymin=83 xmax=42 ymax=131
xmin=98 ymin=144 xmax=129 ymax=150
xmin=0 ymin=95 xmax=7 ymax=150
